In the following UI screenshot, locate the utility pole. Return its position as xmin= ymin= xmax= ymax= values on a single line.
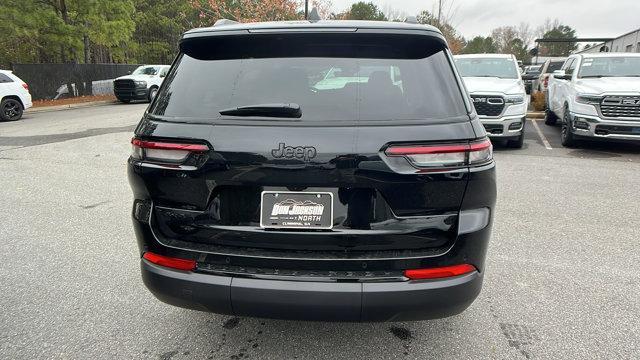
xmin=305 ymin=0 xmax=309 ymax=19
xmin=437 ymin=0 xmax=442 ymax=24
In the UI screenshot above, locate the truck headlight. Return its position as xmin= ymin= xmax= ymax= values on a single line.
xmin=576 ymin=94 xmax=602 ymax=104
xmin=135 ymin=80 xmax=147 ymax=87
xmin=505 ymin=95 xmax=525 ymax=104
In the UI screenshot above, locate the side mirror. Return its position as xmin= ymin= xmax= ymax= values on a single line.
xmin=553 ymin=70 xmax=571 ymax=80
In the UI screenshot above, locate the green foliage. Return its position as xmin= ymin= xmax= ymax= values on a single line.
xmin=0 ymin=0 xmax=135 ymax=67
xmin=345 ymin=2 xmax=387 ymax=21
xmin=462 ymin=36 xmax=498 ymax=54
xmin=132 ymin=0 xmax=199 ymax=64
xmin=541 ymin=25 xmax=577 ymax=56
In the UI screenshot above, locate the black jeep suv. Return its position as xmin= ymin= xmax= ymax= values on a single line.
xmin=128 ymin=20 xmax=496 ymax=322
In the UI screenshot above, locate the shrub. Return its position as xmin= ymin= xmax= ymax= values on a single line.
xmin=531 ymin=92 xmax=546 ymax=111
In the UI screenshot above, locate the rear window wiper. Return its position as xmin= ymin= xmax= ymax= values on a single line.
xmin=219 ymin=103 xmax=302 ymax=118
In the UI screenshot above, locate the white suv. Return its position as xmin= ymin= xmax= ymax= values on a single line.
xmin=546 ymin=53 xmax=640 ymax=147
xmin=454 ymin=54 xmax=528 ymax=148
xmin=0 ymin=70 xmax=33 ymax=121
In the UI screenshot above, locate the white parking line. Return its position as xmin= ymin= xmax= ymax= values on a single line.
xmin=530 ymin=119 xmax=553 ymax=150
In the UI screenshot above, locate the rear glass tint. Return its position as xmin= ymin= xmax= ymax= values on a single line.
xmin=547 ymin=61 xmax=564 ymax=72
xmin=150 ymin=34 xmax=467 ymax=122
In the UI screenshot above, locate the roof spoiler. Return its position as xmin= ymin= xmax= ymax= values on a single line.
xmin=214 ymin=19 xmax=239 ymax=27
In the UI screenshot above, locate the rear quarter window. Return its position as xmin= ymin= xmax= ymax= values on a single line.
xmin=0 ymin=73 xmax=14 ymax=83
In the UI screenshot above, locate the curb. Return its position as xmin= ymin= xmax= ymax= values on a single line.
xmin=527 ymin=111 xmax=545 ymax=119
xmin=26 ymin=100 xmax=119 ymax=114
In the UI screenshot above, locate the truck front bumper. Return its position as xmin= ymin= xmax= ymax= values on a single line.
xmin=481 ymin=115 xmax=526 ymax=139
xmin=141 ymin=259 xmax=483 ymax=322
xmin=570 ymin=113 xmax=640 ymax=141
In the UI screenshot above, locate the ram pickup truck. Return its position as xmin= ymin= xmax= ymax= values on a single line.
xmin=114 ymin=65 xmax=170 ymax=103
xmin=454 ymin=54 xmax=528 ymax=148
xmin=546 ymin=53 xmax=640 ymax=147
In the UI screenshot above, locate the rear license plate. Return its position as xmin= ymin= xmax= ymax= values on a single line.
xmin=260 ymin=191 xmax=333 ymax=230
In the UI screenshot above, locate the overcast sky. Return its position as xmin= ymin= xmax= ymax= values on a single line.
xmin=330 ymin=0 xmax=640 ymax=40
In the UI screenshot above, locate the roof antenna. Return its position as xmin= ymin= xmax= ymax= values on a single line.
xmin=308 ymin=7 xmax=321 ymax=22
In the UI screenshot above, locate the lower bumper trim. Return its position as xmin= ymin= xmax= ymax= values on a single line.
xmin=141 ymin=259 xmax=483 ymax=322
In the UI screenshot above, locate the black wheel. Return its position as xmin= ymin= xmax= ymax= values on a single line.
xmin=0 ymin=98 xmax=23 ymax=121
xmin=561 ymin=107 xmax=578 ymax=148
xmin=148 ymin=87 xmax=158 ymax=102
xmin=507 ymin=119 xmax=526 ymax=149
xmin=544 ymin=109 xmax=557 ymax=125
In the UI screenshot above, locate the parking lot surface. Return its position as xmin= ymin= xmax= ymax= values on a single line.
xmin=1 ymin=104 xmax=639 ymax=359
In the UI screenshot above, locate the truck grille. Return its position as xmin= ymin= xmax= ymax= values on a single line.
xmin=114 ymin=79 xmax=135 ymax=90
xmin=600 ymin=96 xmax=640 ymax=118
xmin=471 ymin=96 xmax=505 ymax=117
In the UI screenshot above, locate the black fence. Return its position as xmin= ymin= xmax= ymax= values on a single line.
xmin=11 ymin=63 xmax=144 ymax=101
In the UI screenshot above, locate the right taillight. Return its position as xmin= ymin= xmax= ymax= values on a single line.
xmin=385 ymin=138 xmax=492 ymax=170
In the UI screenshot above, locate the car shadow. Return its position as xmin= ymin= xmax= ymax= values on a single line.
xmin=170 ymin=310 xmax=469 ymax=359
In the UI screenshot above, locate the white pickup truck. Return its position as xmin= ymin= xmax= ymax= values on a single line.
xmin=454 ymin=54 xmax=528 ymax=148
xmin=113 ymin=65 xmax=170 ymax=103
xmin=546 ymin=53 xmax=640 ymax=147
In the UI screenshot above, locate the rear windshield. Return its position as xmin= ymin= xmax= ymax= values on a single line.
xmin=150 ymin=35 xmax=467 ymax=123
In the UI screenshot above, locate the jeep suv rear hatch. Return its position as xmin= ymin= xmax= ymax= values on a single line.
xmin=130 ymin=29 xmax=483 ymax=267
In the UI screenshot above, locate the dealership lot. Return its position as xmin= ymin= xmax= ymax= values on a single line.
xmin=1 ymin=104 xmax=639 ymax=359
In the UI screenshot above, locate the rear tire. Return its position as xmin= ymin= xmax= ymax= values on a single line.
xmin=0 ymin=98 xmax=23 ymax=121
xmin=544 ymin=109 xmax=557 ymax=125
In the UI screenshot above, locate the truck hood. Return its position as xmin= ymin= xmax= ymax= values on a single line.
xmin=115 ymin=74 xmax=154 ymax=82
xmin=462 ymin=77 xmax=524 ymax=95
xmin=574 ymin=77 xmax=640 ymax=95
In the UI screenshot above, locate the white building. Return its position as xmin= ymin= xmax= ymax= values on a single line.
xmin=578 ymin=28 xmax=640 ymax=54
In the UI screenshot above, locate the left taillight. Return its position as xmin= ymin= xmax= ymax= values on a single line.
xmin=384 ymin=138 xmax=492 ymax=170
xmin=22 ymin=83 xmax=29 ymax=91
xmin=131 ymin=138 xmax=209 ymax=163
xmin=143 ymin=252 xmax=196 ymax=271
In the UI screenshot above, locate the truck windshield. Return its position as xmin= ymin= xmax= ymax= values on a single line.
xmin=454 ymin=58 xmax=519 ymax=79
xmin=132 ymin=66 xmax=160 ymax=76
xmin=579 ymin=57 xmax=640 ymax=78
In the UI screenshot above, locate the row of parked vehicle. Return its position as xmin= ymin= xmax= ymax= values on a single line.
xmin=454 ymin=53 xmax=640 ymax=149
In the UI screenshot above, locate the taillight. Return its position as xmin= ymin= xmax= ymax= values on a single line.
xmin=22 ymin=83 xmax=29 ymax=91
xmin=131 ymin=138 xmax=209 ymax=163
xmin=143 ymin=252 xmax=196 ymax=271
xmin=404 ymin=264 xmax=476 ymax=280
xmin=385 ymin=139 xmax=492 ymax=170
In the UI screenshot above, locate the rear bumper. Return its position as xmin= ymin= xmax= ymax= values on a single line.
xmin=141 ymin=259 xmax=483 ymax=322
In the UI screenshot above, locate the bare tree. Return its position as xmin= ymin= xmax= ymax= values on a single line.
xmin=535 ymin=18 xmax=562 ymax=39
xmin=381 ymin=4 xmax=408 ymax=21
xmin=517 ymin=22 xmax=535 ymax=50
xmin=433 ymin=0 xmax=459 ymax=26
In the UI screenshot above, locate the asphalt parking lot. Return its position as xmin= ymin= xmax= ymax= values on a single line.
xmin=1 ymin=104 xmax=639 ymax=359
